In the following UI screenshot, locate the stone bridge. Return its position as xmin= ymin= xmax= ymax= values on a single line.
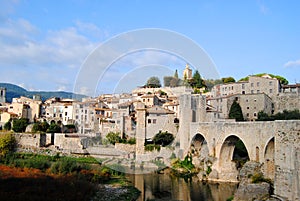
xmin=180 ymin=121 xmax=276 ymax=181
xmin=178 ymin=120 xmax=300 ymax=200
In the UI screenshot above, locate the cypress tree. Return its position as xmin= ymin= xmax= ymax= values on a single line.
xmin=229 ymin=100 xmax=244 ymax=121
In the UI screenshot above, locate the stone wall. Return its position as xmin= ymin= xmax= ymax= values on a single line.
xmin=274 ymin=93 xmax=300 ymax=113
xmin=115 ymin=143 xmax=136 ymax=153
xmin=274 ymin=120 xmax=300 ymax=201
xmin=53 ymin=134 xmax=84 ymax=154
xmin=14 ymin=133 xmax=46 ymax=149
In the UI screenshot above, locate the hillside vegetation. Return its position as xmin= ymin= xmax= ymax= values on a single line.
xmin=0 ymin=83 xmax=86 ymax=102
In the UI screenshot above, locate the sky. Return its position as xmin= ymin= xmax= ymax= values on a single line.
xmin=0 ymin=0 xmax=299 ymax=96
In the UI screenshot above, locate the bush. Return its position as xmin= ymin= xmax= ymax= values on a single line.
xmin=32 ymin=121 xmax=50 ymax=133
xmin=127 ymin=138 xmax=136 ymax=145
xmin=12 ymin=118 xmax=29 ymax=132
xmin=4 ymin=121 xmax=11 ymax=131
xmin=152 ymin=131 xmax=174 ymax=146
xmin=47 ymin=123 xmax=61 ymax=133
xmin=251 ymin=173 xmax=272 ymax=183
xmin=145 ymin=144 xmax=161 ymax=152
xmin=50 ymin=158 xmax=83 ymax=174
xmin=0 ymin=133 xmax=16 ymax=158
xmin=106 ymin=132 xmax=122 ymax=145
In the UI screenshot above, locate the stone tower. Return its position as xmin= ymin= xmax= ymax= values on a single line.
xmin=0 ymin=87 xmax=6 ymax=103
xmin=135 ymin=102 xmax=146 ymax=161
xmin=177 ymin=94 xmax=207 ymax=158
xmin=183 ymin=64 xmax=192 ymax=80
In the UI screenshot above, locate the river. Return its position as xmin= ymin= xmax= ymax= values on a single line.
xmin=127 ymin=173 xmax=237 ymax=201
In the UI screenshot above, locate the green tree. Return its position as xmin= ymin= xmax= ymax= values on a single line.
xmin=174 ymin=69 xmax=179 ymax=78
xmin=222 ymin=77 xmax=236 ymax=83
xmin=229 ymin=101 xmax=244 ymax=121
xmin=152 ymin=131 xmax=174 ymax=146
xmin=163 ymin=76 xmax=173 ymax=87
xmin=32 ymin=121 xmax=50 ymax=133
xmin=4 ymin=121 xmax=11 ymax=131
xmin=146 ymin=76 xmax=161 ymax=88
xmin=106 ymin=132 xmax=122 ymax=145
xmin=238 ymin=73 xmax=288 ymax=85
xmin=12 ymin=118 xmax=29 ymax=132
xmin=47 ymin=123 xmax=61 ymax=133
xmin=189 ymin=70 xmax=206 ymax=88
xmin=0 ymin=133 xmax=16 ymax=158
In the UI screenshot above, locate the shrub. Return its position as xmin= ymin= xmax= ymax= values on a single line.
xmin=4 ymin=121 xmax=11 ymax=131
xmin=106 ymin=132 xmax=122 ymax=145
xmin=12 ymin=118 xmax=29 ymax=132
xmin=145 ymin=144 xmax=161 ymax=152
xmin=47 ymin=123 xmax=61 ymax=133
xmin=127 ymin=138 xmax=136 ymax=145
xmin=152 ymin=131 xmax=174 ymax=146
xmin=0 ymin=133 xmax=16 ymax=158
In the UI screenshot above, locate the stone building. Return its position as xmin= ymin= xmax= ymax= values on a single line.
xmin=211 ymin=74 xmax=280 ymax=99
xmin=11 ymin=96 xmax=42 ymax=122
xmin=145 ymin=105 xmax=177 ymax=139
xmin=0 ymin=87 xmax=6 ymax=104
xmin=208 ymin=93 xmax=273 ymax=121
xmin=43 ymin=97 xmax=75 ymax=125
xmin=140 ymin=94 xmax=160 ymax=107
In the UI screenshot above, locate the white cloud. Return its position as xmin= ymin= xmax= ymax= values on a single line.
xmin=284 ymin=59 xmax=300 ymax=68
xmin=0 ymin=18 xmax=102 ymax=92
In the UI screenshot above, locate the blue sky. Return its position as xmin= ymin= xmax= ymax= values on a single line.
xmin=0 ymin=0 xmax=299 ymax=95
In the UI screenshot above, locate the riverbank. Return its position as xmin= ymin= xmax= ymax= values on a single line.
xmin=0 ymin=152 xmax=140 ymax=201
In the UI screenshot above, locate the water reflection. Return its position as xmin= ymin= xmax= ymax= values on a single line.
xmin=127 ymin=173 xmax=237 ymax=201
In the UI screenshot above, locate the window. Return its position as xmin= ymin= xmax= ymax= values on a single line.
xmin=254 ymin=112 xmax=257 ymax=117
xmin=269 ymin=89 xmax=273 ymax=93
xmin=251 ymin=90 xmax=254 ymax=94
xmin=148 ymin=119 xmax=151 ymax=124
xmin=153 ymin=119 xmax=157 ymax=124
xmin=269 ymin=81 xmax=272 ymax=86
xmin=65 ymin=112 xmax=67 ymax=116
xmin=247 ymin=113 xmax=249 ymax=117
xmin=53 ymin=114 xmax=56 ymax=117
xmin=247 ymin=107 xmax=249 ymax=109
xmin=246 ymin=99 xmax=249 ymax=102
xmin=257 ymin=90 xmax=260 ymax=93
xmin=242 ymin=84 xmax=245 ymax=89
xmin=257 ymin=82 xmax=260 ymax=86
xmin=242 ymin=91 xmax=245 ymax=94
xmin=59 ymin=114 xmax=62 ymax=118
xmin=251 ymin=83 xmax=254 ymax=87
xmin=76 ymin=115 xmax=78 ymax=119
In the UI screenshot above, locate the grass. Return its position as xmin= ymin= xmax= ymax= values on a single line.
xmin=0 ymin=152 xmax=140 ymax=201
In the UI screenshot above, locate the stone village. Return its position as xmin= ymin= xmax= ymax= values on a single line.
xmin=0 ymin=65 xmax=299 ymax=200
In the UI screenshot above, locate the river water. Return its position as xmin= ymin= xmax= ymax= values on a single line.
xmin=127 ymin=173 xmax=237 ymax=201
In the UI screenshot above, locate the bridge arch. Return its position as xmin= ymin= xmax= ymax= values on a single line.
xmin=189 ymin=133 xmax=209 ymax=166
xmin=217 ymin=135 xmax=250 ymax=181
xmin=263 ymin=137 xmax=275 ymax=180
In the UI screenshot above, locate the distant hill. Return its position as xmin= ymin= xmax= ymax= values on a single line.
xmin=0 ymin=83 xmax=86 ymax=103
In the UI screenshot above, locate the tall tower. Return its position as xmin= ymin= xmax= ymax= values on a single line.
xmin=0 ymin=87 xmax=6 ymax=103
xmin=183 ymin=64 xmax=192 ymax=80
